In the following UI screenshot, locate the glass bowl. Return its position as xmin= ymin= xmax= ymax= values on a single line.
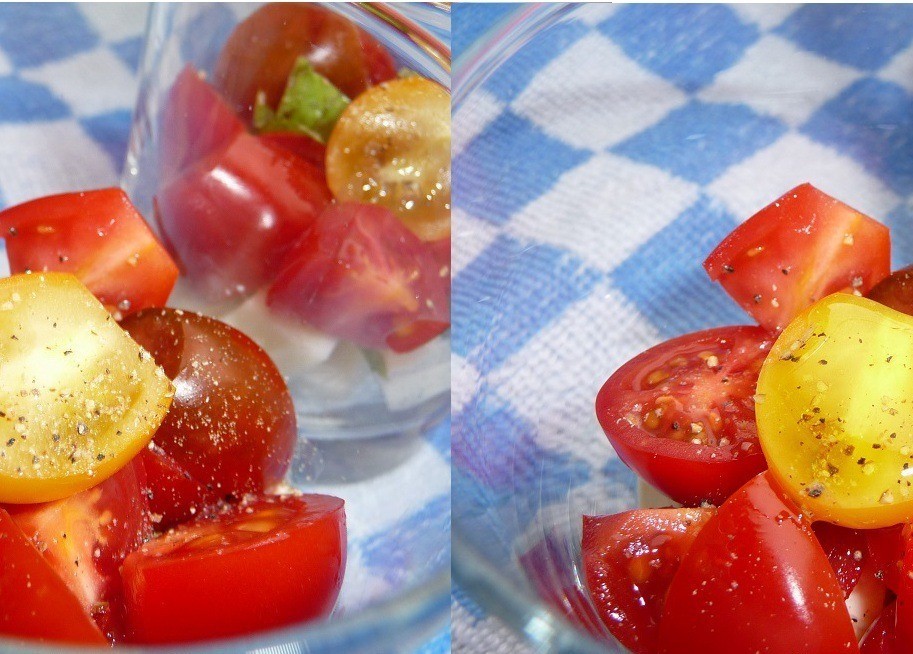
xmin=453 ymin=3 xmax=913 ymax=652
xmin=0 ymin=3 xmax=450 ymax=653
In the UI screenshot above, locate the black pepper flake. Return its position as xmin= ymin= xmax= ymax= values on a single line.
xmin=96 ymin=453 xmax=105 ymax=461
xmin=781 ymin=268 xmax=790 ymax=275
xmin=807 ymin=483 xmax=824 ymax=498
xmin=5 ymin=438 xmax=13 ymax=447
xmin=858 ymin=458 xmax=867 ymax=465
xmin=873 ymin=444 xmax=882 ymax=449
xmin=671 ymin=421 xmax=680 ymax=430
xmin=7 ymin=227 xmax=16 ymax=237
xmin=753 ymin=294 xmax=762 ymax=304
xmin=723 ymin=264 xmax=734 ymax=273
xmin=887 ymin=355 xmax=894 ymax=363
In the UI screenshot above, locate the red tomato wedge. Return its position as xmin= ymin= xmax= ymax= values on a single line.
xmin=657 ymin=473 xmax=858 ymax=654
xmin=259 ymin=131 xmax=326 ymax=172
xmin=595 ymin=326 xmax=772 ymax=505
xmin=0 ymin=188 xmax=178 ymax=317
xmin=867 ymin=525 xmax=911 ymax=594
xmin=861 ymin=602 xmax=901 ymax=654
xmin=159 ymin=65 xmax=244 ymax=183
xmin=213 ymin=3 xmax=396 ymax=122
xmin=813 ymin=522 xmax=867 ymax=598
xmin=267 ymin=203 xmax=450 ymax=352
xmin=139 ymin=445 xmax=219 ymax=531
xmin=868 ymin=265 xmax=913 ymax=316
xmin=0 ymin=506 xmax=107 ymax=645
xmin=582 ymin=508 xmax=715 ymax=654
xmin=5 ymin=459 xmax=151 ymax=641
xmin=704 ymin=183 xmax=891 ymax=332
xmin=122 ymin=494 xmax=346 ymax=644
xmin=155 ymin=131 xmax=332 ymax=303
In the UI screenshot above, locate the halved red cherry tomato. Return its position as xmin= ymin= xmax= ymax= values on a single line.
xmin=867 ymin=265 xmax=913 ymax=316
xmin=267 ymin=203 xmax=450 ymax=352
xmin=158 ymin=65 xmax=244 ymax=183
xmin=595 ymin=326 xmax=772 ymax=505
xmin=0 ymin=506 xmax=107 ymax=645
xmin=582 ymin=508 xmax=715 ymax=654
xmin=213 ymin=3 xmax=396 ymax=122
xmin=121 ymin=308 xmax=296 ymax=499
xmin=0 ymin=189 xmax=178 ymax=317
xmin=704 ymin=183 xmax=891 ymax=332
xmin=813 ymin=522 xmax=867 ymax=598
xmin=122 ymin=494 xmax=345 ymax=644
xmin=139 ymin=445 xmax=218 ymax=531
xmin=5 ymin=459 xmax=151 ymax=641
xmin=867 ymin=525 xmax=911 ymax=593
xmin=847 ymin=561 xmax=889 ymax=642
xmin=893 ymin=538 xmax=913 ymax=648
xmin=861 ymin=602 xmax=901 ymax=654
xmin=155 ymin=131 xmax=331 ymax=303
xmin=658 ymin=473 xmax=857 ymax=654
xmin=259 ymin=131 xmax=326 ymax=172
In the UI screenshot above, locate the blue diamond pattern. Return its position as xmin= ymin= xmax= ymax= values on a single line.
xmin=79 ymin=109 xmax=132 ymax=169
xmin=0 ymin=4 xmax=98 ymax=68
xmin=0 ymin=76 xmax=70 ymax=122
xmin=112 ymin=35 xmax=144 ymax=72
xmin=600 ymin=4 xmax=759 ymax=93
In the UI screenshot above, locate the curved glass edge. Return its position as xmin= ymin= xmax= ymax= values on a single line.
xmin=452 ymin=3 xmax=623 ymax=652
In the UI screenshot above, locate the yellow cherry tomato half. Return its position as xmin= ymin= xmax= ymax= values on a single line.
xmin=325 ymin=77 xmax=450 ymax=241
xmin=757 ymin=292 xmax=913 ymax=528
xmin=0 ymin=273 xmax=173 ymax=503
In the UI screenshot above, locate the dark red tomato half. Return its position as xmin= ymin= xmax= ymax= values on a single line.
xmin=813 ymin=522 xmax=867 ymax=598
xmin=158 ymin=65 xmax=244 ymax=184
xmin=867 ymin=525 xmax=911 ymax=594
xmin=267 ymin=202 xmax=450 ymax=353
xmin=658 ymin=472 xmax=858 ymax=654
xmin=121 ymin=308 xmax=296 ymax=501
xmin=213 ymin=3 xmax=397 ymax=121
xmin=704 ymin=183 xmax=891 ymax=332
xmin=894 ymin=537 xmax=913 ymax=649
xmin=122 ymin=494 xmax=346 ymax=644
xmin=582 ymin=508 xmax=715 ymax=654
xmin=595 ymin=326 xmax=772 ymax=506
xmin=0 ymin=507 xmax=107 ymax=645
xmin=0 ymin=188 xmax=178 ymax=317
xmin=861 ymin=602 xmax=902 ymax=654
xmin=259 ymin=131 xmax=326 ymax=172
xmin=156 ymin=131 xmax=332 ymax=304
xmin=5 ymin=459 xmax=151 ymax=641
xmin=867 ymin=266 xmax=913 ymax=316
xmin=139 ymin=445 xmax=219 ymax=530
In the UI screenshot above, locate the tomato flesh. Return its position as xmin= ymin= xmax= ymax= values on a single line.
xmin=5 ymin=459 xmax=151 ymax=641
xmin=595 ymin=325 xmax=772 ymax=505
xmin=0 ymin=273 xmax=173 ymax=503
xmin=121 ymin=308 xmax=296 ymax=499
xmin=139 ymin=445 xmax=219 ymax=530
xmin=213 ymin=3 xmax=396 ymax=122
xmin=582 ymin=508 xmax=715 ymax=654
xmin=259 ymin=131 xmax=326 ymax=172
xmin=0 ymin=189 xmax=178 ymax=317
xmin=122 ymin=494 xmax=345 ymax=644
xmin=861 ymin=602 xmax=901 ymax=654
xmin=813 ymin=522 xmax=867 ymax=598
xmin=156 ymin=131 xmax=331 ymax=304
xmin=704 ymin=183 xmax=891 ymax=332
xmin=267 ymin=202 xmax=450 ymax=352
xmin=867 ymin=525 xmax=910 ymax=593
xmin=757 ymin=293 xmax=913 ymax=528
xmin=657 ymin=472 xmax=857 ymax=654
xmin=0 ymin=506 xmax=107 ymax=645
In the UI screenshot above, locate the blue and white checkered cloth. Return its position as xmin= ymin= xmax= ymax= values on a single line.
xmin=453 ymin=4 xmax=913 ymax=652
xmin=0 ymin=4 xmax=449 ymax=652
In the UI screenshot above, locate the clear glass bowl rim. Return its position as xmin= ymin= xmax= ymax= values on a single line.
xmin=0 ymin=2 xmax=451 ymax=653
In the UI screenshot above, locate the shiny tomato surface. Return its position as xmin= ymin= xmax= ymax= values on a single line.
xmin=213 ymin=3 xmax=396 ymax=121
xmin=704 ymin=183 xmax=890 ymax=332
xmin=121 ymin=308 xmax=296 ymax=500
xmin=596 ymin=326 xmax=772 ymax=505
xmin=122 ymin=494 xmax=345 ymax=644
xmin=267 ymin=202 xmax=450 ymax=352
xmin=657 ymin=473 xmax=857 ymax=654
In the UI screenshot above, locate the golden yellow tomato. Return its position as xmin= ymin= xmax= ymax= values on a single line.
xmin=325 ymin=77 xmax=450 ymax=241
xmin=757 ymin=292 xmax=913 ymax=528
xmin=0 ymin=273 xmax=173 ymax=503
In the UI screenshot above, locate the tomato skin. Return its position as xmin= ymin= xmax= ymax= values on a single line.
xmin=139 ymin=445 xmax=219 ymax=530
xmin=861 ymin=602 xmax=903 ymax=654
xmin=0 ymin=506 xmax=107 ymax=645
xmin=658 ymin=472 xmax=858 ymax=654
xmin=595 ymin=326 xmax=772 ymax=506
xmin=867 ymin=525 xmax=910 ymax=593
xmin=267 ymin=203 xmax=450 ymax=352
xmin=156 ymin=131 xmax=332 ymax=303
xmin=121 ymin=308 xmax=296 ymax=499
xmin=122 ymin=494 xmax=345 ymax=644
xmin=5 ymin=459 xmax=151 ymax=641
xmin=213 ymin=3 xmax=397 ymax=122
xmin=868 ymin=266 xmax=913 ymax=316
xmin=159 ymin=65 xmax=244 ymax=183
xmin=704 ymin=183 xmax=891 ymax=332
xmin=582 ymin=508 xmax=715 ymax=654
xmin=259 ymin=131 xmax=326 ymax=172
xmin=0 ymin=188 xmax=178 ymax=316
xmin=813 ymin=522 xmax=867 ymax=598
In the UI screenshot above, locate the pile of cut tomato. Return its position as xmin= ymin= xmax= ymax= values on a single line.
xmin=0 ymin=3 xmax=449 ymax=646
xmin=585 ymin=183 xmax=913 ymax=653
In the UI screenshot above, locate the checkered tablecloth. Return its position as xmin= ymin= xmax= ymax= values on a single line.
xmin=0 ymin=4 xmax=450 ymax=653
xmin=452 ymin=4 xmax=913 ymax=652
